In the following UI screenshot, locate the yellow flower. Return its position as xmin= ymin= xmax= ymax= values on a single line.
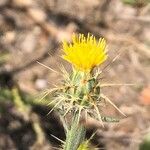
xmin=62 ymin=33 xmax=107 ymax=72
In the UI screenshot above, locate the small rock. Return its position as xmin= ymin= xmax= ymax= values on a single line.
xmin=113 ymin=0 xmax=136 ymax=16
xmin=3 ymin=31 xmax=16 ymax=44
xmin=8 ymin=120 xmax=22 ymax=130
xmin=143 ymin=27 xmax=150 ymax=42
xmin=35 ymin=79 xmax=47 ymax=90
xmin=20 ymin=32 xmax=37 ymax=53
xmin=139 ymin=87 xmax=150 ymax=105
xmin=28 ymin=8 xmax=47 ymax=23
xmin=56 ymin=23 xmax=77 ymax=42
xmin=12 ymin=0 xmax=34 ymax=7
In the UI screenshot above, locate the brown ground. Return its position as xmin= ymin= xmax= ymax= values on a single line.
xmin=0 ymin=0 xmax=150 ymax=150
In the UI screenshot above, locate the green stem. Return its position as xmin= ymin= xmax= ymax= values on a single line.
xmin=64 ymin=114 xmax=86 ymax=150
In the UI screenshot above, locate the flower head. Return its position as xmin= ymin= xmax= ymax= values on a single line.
xmin=62 ymin=33 xmax=107 ymax=72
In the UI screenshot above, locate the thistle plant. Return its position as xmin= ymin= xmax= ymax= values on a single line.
xmin=46 ymin=33 xmax=125 ymax=150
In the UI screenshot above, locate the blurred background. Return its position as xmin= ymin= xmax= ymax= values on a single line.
xmin=0 ymin=0 xmax=150 ymax=150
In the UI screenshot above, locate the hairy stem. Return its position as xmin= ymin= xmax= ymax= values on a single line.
xmin=64 ymin=113 xmax=86 ymax=150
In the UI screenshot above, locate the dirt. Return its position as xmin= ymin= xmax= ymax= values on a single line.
xmin=0 ymin=0 xmax=150 ymax=150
